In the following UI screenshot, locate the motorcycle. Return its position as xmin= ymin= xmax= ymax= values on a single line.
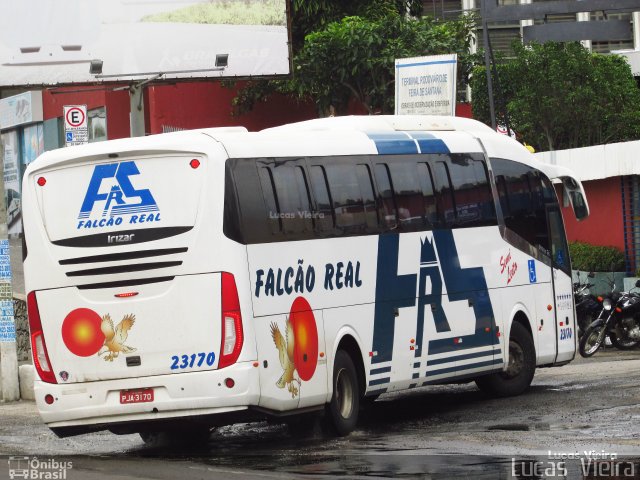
xmin=573 ymin=271 xmax=600 ymax=338
xmin=579 ymin=280 xmax=640 ymax=357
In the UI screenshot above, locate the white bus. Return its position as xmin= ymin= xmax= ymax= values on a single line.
xmin=23 ymin=115 xmax=589 ymax=441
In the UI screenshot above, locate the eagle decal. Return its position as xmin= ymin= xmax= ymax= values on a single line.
xmin=270 ymin=319 xmax=301 ymax=398
xmin=98 ymin=313 xmax=136 ymax=362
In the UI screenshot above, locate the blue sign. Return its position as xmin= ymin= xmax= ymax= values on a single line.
xmin=66 ymin=132 xmax=73 ymax=142
xmin=528 ymin=259 xmax=537 ymax=283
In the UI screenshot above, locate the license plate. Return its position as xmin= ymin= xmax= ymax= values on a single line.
xmin=120 ymin=388 xmax=154 ymax=404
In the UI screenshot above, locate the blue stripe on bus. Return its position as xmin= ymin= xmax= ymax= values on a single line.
xmin=416 ymin=139 xmax=449 ymax=154
xmin=370 ymin=366 xmax=392 ymax=375
xmin=367 ymin=133 xmax=418 ymax=155
xmin=425 ymin=358 xmax=503 ymax=378
xmin=369 ymin=377 xmax=391 ymax=386
xmin=366 ymin=132 xmax=450 ymax=155
xmin=426 ymin=349 xmax=501 ymax=367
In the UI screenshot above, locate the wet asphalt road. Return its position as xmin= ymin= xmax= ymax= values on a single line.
xmin=1 ymin=350 xmax=640 ymax=479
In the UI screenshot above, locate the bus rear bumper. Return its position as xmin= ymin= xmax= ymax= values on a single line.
xmin=35 ymin=362 xmax=260 ymax=435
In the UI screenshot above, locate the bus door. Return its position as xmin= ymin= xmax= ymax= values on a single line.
xmin=547 ymin=205 xmax=575 ymax=363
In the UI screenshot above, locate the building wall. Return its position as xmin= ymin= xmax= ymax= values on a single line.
xmin=145 ymin=82 xmax=318 ymax=134
xmin=561 ymin=177 xmax=624 ymax=251
xmin=42 ymin=87 xmax=130 ymax=140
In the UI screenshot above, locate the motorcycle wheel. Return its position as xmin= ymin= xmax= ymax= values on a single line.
xmin=609 ymin=333 xmax=640 ymax=350
xmin=579 ymin=324 xmax=607 ymax=357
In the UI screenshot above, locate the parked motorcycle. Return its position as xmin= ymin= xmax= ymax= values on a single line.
xmin=579 ymin=281 xmax=640 ymax=357
xmin=573 ymin=271 xmax=600 ymax=338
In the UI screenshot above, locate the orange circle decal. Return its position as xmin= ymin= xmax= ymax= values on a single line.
xmin=61 ymin=308 xmax=105 ymax=357
xmin=289 ymin=297 xmax=318 ymax=381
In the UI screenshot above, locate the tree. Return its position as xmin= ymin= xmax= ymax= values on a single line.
xmin=232 ymin=0 xmax=476 ymax=116
xmin=471 ymin=41 xmax=640 ymax=151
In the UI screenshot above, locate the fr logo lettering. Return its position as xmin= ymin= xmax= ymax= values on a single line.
xmin=372 ymin=231 xmax=498 ymax=364
xmin=78 ymin=162 xmax=158 ymax=220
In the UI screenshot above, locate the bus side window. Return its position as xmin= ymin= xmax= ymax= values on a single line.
xmin=472 ymin=159 xmax=497 ymax=226
xmin=417 ymin=162 xmax=438 ymax=229
xmin=491 ymin=158 xmax=552 ymax=257
xmin=257 ymin=166 xmax=282 ymax=235
xmin=373 ymin=163 xmax=398 ymax=230
xmin=325 ymin=164 xmax=366 ymax=234
xmin=271 ymin=163 xmax=314 ymax=235
xmin=387 ymin=162 xmax=429 ymax=231
xmin=356 ymin=163 xmax=380 ymax=230
xmin=433 ymin=161 xmax=456 ymax=227
xmin=309 ymin=165 xmax=336 ymax=233
xmin=495 ymin=174 xmax=510 ymax=219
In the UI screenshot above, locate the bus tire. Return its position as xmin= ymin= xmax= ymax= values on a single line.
xmin=325 ymin=350 xmax=360 ymax=436
xmin=475 ymin=322 xmax=535 ymax=397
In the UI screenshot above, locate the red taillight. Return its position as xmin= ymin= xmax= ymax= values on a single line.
xmin=114 ymin=292 xmax=138 ymax=298
xmin=597 ymin=296 xmax=604 ymax=302
xmin=27 ymin=292 xmax=57 ymax=384
xmin=219 ymin=272 xmax=243 ymax=369
xmin=616 ymin=307 xmax=622 ymax=313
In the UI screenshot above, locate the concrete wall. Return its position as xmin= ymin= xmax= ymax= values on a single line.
xmin=14 ymin=297 xmax=30 ymax=364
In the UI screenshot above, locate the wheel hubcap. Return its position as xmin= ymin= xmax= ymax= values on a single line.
xmin=335 ymin=368 xmax=354 ymax=419
xmin=585 ymin=328 xmax=605 ymax=355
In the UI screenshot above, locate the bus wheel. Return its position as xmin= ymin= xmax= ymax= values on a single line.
xmin=325 ymin=350 xmax=360 ymax=436
xmin=475 ymin=322 xmax=535 ymax=397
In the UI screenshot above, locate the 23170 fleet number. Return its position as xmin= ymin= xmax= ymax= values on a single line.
xmin=170 ymin=352 xmax=216 ymax=370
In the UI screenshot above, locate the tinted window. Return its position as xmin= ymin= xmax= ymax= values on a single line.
xmin=309 ymin=165 xmax=335 ymax=233
xmin=433 ymin=162 xmax=456 ymax=226
xmin=374 ymin=163 xmax=398 ymax=230
xmin=387 ymin=162 xmax=429 ymax=231
xmin=417 ymin=162 xmax=438 ymax=228
xmin=448 ymin=156 xmax=496 ymax=227
xmin=356 ymin=164 xmax=379 ymax=229
xmin=491 ymin=158 xmax=554 ymax=255
xmin=325 ymin=164 xmax=366 ymax=233
xmin=258 ymin=166 xmax=281 ymax=235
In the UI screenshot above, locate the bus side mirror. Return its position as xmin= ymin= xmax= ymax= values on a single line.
xmin=560 ymin=176 xmax=589 ymax=221
xmin=635 ymin=280 xmax=640 ymax=288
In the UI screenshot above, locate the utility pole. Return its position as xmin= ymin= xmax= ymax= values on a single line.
xmin=0 ymin=139 xmax=19 ymax=402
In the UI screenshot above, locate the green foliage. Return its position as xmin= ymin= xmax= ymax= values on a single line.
xmin=569 ymin=241 xmax=626 ymax=272
xmin=233 ymin=1 xmax=478 ymax=116
xmin=290 ymin=0 xmax=424 ymax=50
xmin=142 ymin=0 xmax=285 ymax=26
xmin=471 ymin=41 xmax=640 ymax=151
xmin=294 ymin=12 xmax=475 ymax=114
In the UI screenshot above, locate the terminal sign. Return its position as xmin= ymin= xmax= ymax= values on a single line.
xmin=64 ymin=105 xmax=88 ymax=147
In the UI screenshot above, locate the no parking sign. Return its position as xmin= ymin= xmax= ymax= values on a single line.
xmin=64 ymin=105 xmax=88 ymax=147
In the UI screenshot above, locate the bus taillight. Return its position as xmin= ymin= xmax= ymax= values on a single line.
xmin=27 ymin=292 xmax=57 ymax=384
xmin=219 ymin=272 xmax=244 ymax=369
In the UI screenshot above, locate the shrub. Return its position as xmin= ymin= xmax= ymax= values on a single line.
xmin=568 ymin=242 xmax=626 ymax=272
